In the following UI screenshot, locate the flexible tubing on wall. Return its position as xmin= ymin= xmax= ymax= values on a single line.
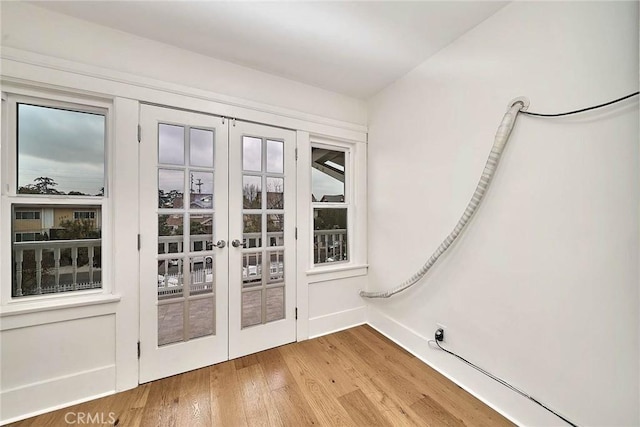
xmin=360 ymin=98 xmax=527 ymax=299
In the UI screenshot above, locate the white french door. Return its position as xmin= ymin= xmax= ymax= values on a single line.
xmin=139 ymin=105 xmax=296 ymax=383
xmin=228 ymin=120 xmax=297 ymax=359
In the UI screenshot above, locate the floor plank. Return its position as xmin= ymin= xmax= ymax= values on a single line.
xmin=10 ymin=325 xmax=514 ymax=427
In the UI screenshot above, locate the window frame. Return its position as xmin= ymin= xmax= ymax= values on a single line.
xmin=309 ymin=139 xmax=354 ymax=269
xmin=1 ymin=90 xmax=113 ymax=305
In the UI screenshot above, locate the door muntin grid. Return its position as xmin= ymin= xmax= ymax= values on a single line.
xmin=157 ymin=123 xmax=217 ymax=345
xmin=241 ymin=135 xmax=286 ymax=328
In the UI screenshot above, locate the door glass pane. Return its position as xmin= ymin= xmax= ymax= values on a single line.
xmin=312 ymin=147 xmax=345 ymax=202
xmin=158 ymin=214 xmax=183 ymax=254
xmin=243 ymin=176 xmax=262 ymax=209
xmin=190 ymin=214 xmax=213 ymax=252
xmin=266 ymin=287 xmax=284 ymax=323
xmin=313 ymin=208 xmax=348 ymax=264
xmin=243 ymin=214 xmax=262 ymax=248
xmin=266 ymin=177 xmax=284 ymax=209
xmin=267 ymin=214 xmax=283 ymax=247
xmin=17 ymin=104 xmax=105 ymax=196
xmin=189 ymin=298 xmax=215 ymax=339
xmin=158 ymin=169 xmax=184 ymax=208
xmin=190 ymin=255 xmax=214 ymax=295
xmin=157 ymin=258 xmax=184 ymax=299
xmin=243 ymin=136 xmax=262 ymax=172
xmin=190 ymin=128 xmax=214 ymax=168
xmin=189 ymin=171 xmax=214 ymax=209
xmin=267 ymin=250 xmax=284 ymax=283
xmin=266 ymin=140 xmax=284 ymax=173
xmin=242 ymin=290 xmax=262 ymax=328
xmin=159 ymin=124 xmax=185 ymax=165
xmin=158 ymin=301 xmax=184 ymax=346
xmin=242 ymin=252 xmax=262 ymax=287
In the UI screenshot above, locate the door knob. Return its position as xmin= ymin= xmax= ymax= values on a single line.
xmin=231 ymin=239 xmax=243 ymax=248
xmin=215 ymin=240 xmax=226 ymax=248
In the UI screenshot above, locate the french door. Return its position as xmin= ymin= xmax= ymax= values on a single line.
xmin=139 ymin=105 xmax=296 ymax=383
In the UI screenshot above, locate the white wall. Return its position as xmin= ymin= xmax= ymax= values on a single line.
xmin=367 ymin=2 xmax=639 ymax=426
xmin=0 ymin=2 xmax=368 ymax=424
xmin=0 ymin=2 xmax=367 ymax=126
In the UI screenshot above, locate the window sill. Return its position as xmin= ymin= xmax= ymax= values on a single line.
xmin=1 ymin=293 xmax=121 ymax=330
xmin=306 ymin=263 xmax=368 ymax=283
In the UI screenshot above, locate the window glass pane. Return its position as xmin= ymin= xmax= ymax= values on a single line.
xmin=159 ymin=124 xmax=184 ymax=165
xmin=267 ymin=214 xmax=284 ymax=247
xmin=190 ymin=128 xmax=214 ymax=168
xmin=190 ymin=214 xmax=213 ymax=252
xmin=311 ymin=148 xmax=345 ymax=203
xmin=243 ymin=176 xmax=262 ymax=209
xmin=17 ymin=104 xmax=105 ymax=196
xmin=266 ymin=140 xmax=284 ymax=173
xmin=313 ymin=208 xmax=348 ymax=264
xmin=189 ymin=298 xmax=215 ymax=339
xmin=266 ymin=287 xmax=285 ymax=322
xmin=242 ymin=252 xmax=262 ymax=288
xmin=158 ymin=214 xmax=184 ymax=254
xmin=243 ymin=214 xmax=262 ymax=248
xmin=158 ymin=169 xmax=184 ymax=209
xmin=158 ymin=301 xmax=184 ymax=345
xmin=189 ymin=171 xmax=214 ymax=209
xmin=158 ymin=258 xmax=184 ymax=299
xmin=189 ymin=255 xmax=214 ymax=295
xmin=266 ymin=177 xmax=284 ymax=209
xmin=243 ymin=136 xmax=262 ymax=172
xmin=267 ymin=250 xmax=285 ymax=284
xmin=11 ymin=204 xmax=102 ymax=297
xmin=242 ymin=290 xmax=262 ymax=328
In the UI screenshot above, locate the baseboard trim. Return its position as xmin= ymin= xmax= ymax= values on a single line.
xmin=1 ymin=365 xmax=116 ymax=425
xmin=366 ymin=306 xmax=546 ymax=427
xmin=308 ymin=306 xmax=366 ymax=339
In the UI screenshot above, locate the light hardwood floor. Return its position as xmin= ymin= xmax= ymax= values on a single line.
xmin=11 ymin=325 xmax=513 ymax=426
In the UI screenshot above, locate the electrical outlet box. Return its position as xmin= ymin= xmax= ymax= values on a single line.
xmin=435 ymin=323 xmax=446 ymax=342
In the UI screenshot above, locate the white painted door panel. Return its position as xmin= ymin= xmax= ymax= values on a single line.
xmin=139 ymin=105 xmax=229 ymax=383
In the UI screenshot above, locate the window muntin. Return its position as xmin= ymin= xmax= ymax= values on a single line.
xmin=311 ymin=146 xmax=349 ymax=265
xmin=17 ymin=103 xmax=105 ymax=196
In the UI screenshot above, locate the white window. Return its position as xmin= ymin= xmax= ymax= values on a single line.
xmin=311 ymin=145 xmax=350 ymax=265
xmin=2 ymin=93 xmax=108 ymax=299
xmin=15 ymin=211 xmax=41 ymax=220
xmin=14 ymin=232 xmax=43 ymax=242
xmin=74 ymin=211 xmax=96 ymax=220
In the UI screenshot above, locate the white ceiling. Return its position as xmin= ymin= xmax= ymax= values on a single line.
xmin=30 ymin=1 xmax=507 ymax=99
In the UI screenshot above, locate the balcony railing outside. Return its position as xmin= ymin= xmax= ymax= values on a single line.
xmin=314 ymin=229 xmax=347 ymax=264
xmin=12 ymin=239 xmax=102 ymax=297
xmin=12 ymin=230 xmax=347 ymax=297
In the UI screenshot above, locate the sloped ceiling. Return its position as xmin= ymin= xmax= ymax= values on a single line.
xmin=30 ymin=1 xmax=507 ymax=99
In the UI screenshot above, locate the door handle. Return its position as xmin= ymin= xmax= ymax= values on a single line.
xmin=231 ymin=239 xmax=243 ymax=248
xmin=215 ymin=240 xmax=226 ymax=249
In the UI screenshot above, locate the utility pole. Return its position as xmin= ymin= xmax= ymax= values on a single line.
xmin=195 ymin=179 xmax=203 ymax=194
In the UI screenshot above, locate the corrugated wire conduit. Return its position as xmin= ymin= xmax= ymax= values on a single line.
xmin=359 ymin=92 xmax=639 ymax=427
xmin=360 ymin=91 xmax=639 ymax=299
xmin=360 ymin=96 xmax=528 ymax=299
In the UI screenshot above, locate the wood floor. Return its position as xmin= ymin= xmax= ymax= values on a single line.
xmin=12 ymin=325 xmax=513 ymax=427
